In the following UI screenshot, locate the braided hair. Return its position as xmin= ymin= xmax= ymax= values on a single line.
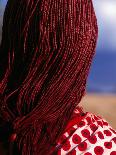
xmin=0 ymin=0 xmax=98 ymax=154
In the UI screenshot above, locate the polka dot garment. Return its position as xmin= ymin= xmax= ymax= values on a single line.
xmin=56 ymin=108 xmax=116 ymax=155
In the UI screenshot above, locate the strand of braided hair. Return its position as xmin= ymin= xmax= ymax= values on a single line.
xmin=0 ymin=0 xmax=98 ymax=154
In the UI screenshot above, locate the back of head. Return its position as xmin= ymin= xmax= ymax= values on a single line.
xmin=0 ymin=0 xmax=98 ymax=154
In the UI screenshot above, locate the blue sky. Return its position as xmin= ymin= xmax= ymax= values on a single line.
xmin=87 ymin=0 xmax=116 ymax=93
xmin=93 ymin=0 xmax=116 ymax=52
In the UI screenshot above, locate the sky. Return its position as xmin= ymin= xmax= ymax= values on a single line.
xmin=87 ymin=0 xmax=116 ymax=93
xmin=93 ymin=0 xmax=116 ymax=52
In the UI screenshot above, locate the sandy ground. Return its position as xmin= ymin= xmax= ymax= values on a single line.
xmin=80 ymin=93 xmax=116 ymax=130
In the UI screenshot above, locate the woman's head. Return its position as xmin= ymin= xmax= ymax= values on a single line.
xmin=0 ymin=0 xmax=98 ymax=154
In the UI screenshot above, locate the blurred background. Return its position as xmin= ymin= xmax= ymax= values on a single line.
xmin=0 ymin=0 xmax=116 ymax=128
xmin=83 ymin=0 xmax=116 ymax=129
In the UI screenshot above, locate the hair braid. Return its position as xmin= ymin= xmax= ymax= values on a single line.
xmin=0 ymin=0 xmax=98 ymax=154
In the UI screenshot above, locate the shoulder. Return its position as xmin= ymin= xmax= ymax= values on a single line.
xmin=56 ymin=112 xmax=116 ymax=155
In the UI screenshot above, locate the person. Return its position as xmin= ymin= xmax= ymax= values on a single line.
xmin=0 ymin=0 xmax=116 ymax=154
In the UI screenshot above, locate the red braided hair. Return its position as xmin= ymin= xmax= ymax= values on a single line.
xmin=0 ymin=0 xmax=98 ymax=154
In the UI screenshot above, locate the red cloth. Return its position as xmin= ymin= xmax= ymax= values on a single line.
xmin=56 ymin=108 xmax=116 ymax=155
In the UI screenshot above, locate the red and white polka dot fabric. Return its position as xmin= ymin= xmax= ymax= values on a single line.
xmin=56 ymin=109 xmax=116 ymax=155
